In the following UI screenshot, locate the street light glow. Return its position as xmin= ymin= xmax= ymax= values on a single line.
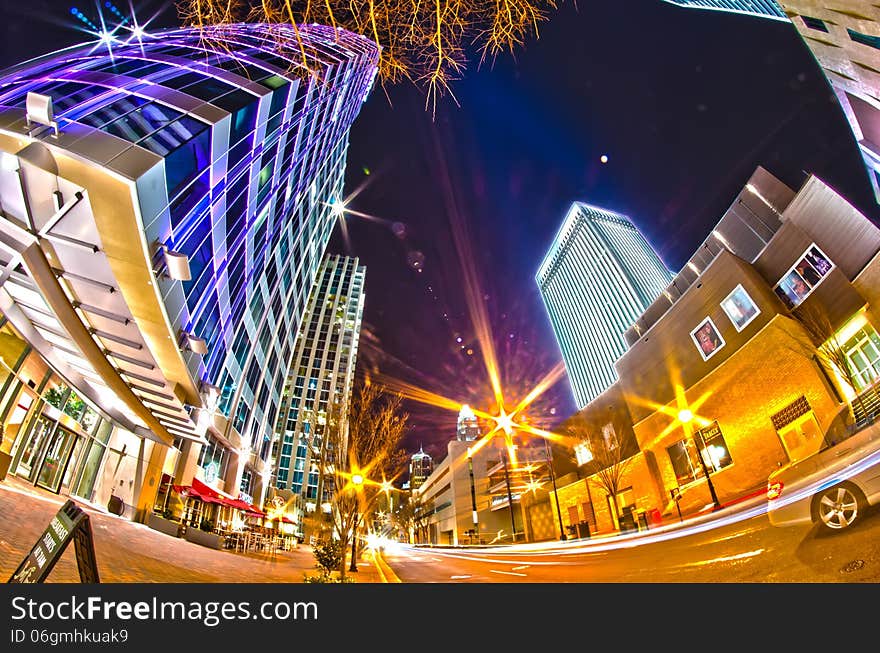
xmin=678 ymin=409 xmax=694 ymax=424
xmin=351 ymin=473 xmax=364 ymax=486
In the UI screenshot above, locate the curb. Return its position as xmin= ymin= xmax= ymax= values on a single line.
xmin=372 ymin=550 xmax=401 ymax=583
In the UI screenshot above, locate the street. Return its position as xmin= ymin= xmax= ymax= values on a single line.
xmin=380 ymin=503 xmax=880 ymax=582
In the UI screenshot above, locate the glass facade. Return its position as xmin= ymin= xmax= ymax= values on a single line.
xmin=0 ymin=24 xmax=379 ymax=508
xmin=271 ymin=255 xmax=366 ymax=504
xmin=536 ymin=203 xmax=674 ymax=408
xmin=661 ymin=1 xmax=788 ymax=20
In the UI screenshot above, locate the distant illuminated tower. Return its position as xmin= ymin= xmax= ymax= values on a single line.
xmin=536 ymin=203 xmax=674 ymax=408
xmin=662 ymin=1 xmax=880 ymax=204
xmin=409 ymin=447 xmax=434 ymax=490
xmin=457 ymin=404 xmax=481 ymax=441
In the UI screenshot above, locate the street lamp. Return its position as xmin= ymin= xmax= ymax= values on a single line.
xmin=678 ymin=409 xmax=720 ymax=511
xmin=544 ymin=438 xmax=566 ymax=541
xmin=466 ymin=447 xmax=480 ymax=544
xmin=349 ymin=472 xmax=364 ymax=572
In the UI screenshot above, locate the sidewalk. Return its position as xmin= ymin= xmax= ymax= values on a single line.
xmin=0 ymin=475 xmax=385 ymax=583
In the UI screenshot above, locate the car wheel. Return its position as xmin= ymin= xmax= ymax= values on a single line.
xmin=811 ymin=483 xmax=866 ymax=533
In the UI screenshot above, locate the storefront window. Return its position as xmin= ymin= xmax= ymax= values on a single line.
xmin=842 ymin=326 xmax=880 ymax=391
xmin=62 ymin=391 xmax=86 ymax=422
xmin=43 ymin=381 xmax=69 ymax=411
xmin=695 ymin=421 xmax=733 ymax=473
xmin=197 ymin=434 xmax=230 ymax=482
xmin=73 ymin=438 xmax=107 ymax=501
xmin=667 ymin=422 xmax=732 ymax=486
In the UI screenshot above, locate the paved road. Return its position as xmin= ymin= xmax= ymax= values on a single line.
xmin=0 ymin=478 xmax=383 ymax=583
xmin=381 ymin=502 xmax=880 ymax=582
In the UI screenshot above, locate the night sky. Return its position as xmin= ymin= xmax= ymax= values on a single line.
xmin=3 ymin=0 xmax=878 ymax=464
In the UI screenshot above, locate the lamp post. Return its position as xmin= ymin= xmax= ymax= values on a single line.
xmin=349 ymin=473 xmax=363 ymax=572
xmin=544 ymin=438 xmax=566 ymax=541
xmin=501 ymin=447 xmax=517 ymax=543
xmin=467 ymin=447 xmax=480 ymax=544
xmin=679 ymin=410 xmax=720 ymax=511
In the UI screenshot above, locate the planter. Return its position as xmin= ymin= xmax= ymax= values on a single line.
xmin=184 ymin=527 xmax=225 ymax=550
xmin=107 ymin=495 xmax=125 ymax=516
xmin=147 ymin=513 xmax=182 ymax=538
xmin=0 ymin=451 xmax=11 ymax=481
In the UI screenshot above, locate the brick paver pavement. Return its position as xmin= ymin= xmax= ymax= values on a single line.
xmin=0 ymin=477 xmax=383 ymax=583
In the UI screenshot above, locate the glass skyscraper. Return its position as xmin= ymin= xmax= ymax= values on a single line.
xmin=271 ymin=254 xmax=365 ymax=513
xmin=0 ymin=23 xmax=379 ymax=515
xmin=661 ymin=0 xmax=787 ymax=19
xmin=536 ymin=203 xmax=674 ymax=408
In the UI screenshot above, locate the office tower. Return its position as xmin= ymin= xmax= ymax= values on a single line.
xmin=408 ymin=447 xmax=434 ymax=491
xmin=271 ymin=254 xmax=365 ymax=508
xmin=0 ymin=23 xmax=379 ymax=514
xmin=536 ymin=203 xmax=674 ymax=408
xmin=662 ymin=0 xmax=787 ymax=19
xmin=663 ymin=1 xmax=880 ymax=204
xmin=456 ymin=404 xmax=481 ymax=441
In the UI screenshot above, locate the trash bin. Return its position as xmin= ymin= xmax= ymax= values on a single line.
xmin=576 ymin=521 xmax=591 ymax=539
xmin=618 ymin=511 xmax=637 ymax=533
xmin=637 ymin=511 xmax=649 ymax=531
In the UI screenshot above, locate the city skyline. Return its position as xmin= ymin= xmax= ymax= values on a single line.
xmin=1 ymin=0 xmax=879 ymax=467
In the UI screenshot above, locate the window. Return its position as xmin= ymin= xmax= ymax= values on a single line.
xmin=842 ymin=326 xmax=880 ymax=391
xmin=848 ymin=28 xmax=880 ymax=50
xmin=667 ymin=422 xmax=732 ymax=486
xmin=690 ymin=317 xmax=725 ymax=361
xmin=773 ymin=244 xmax=834 ymax=310
xmin=802 ymin=16 xmax=829 ymax=32
xmin=721 ymin=284 xmax=760 ymax=332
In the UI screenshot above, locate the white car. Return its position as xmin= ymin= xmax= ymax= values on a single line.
xmin=766 ymin=404 xmax=880 ymax=533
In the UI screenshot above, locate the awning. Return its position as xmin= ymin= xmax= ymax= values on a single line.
xmin=226 ymin=497 xmax=255 ymax=512
xmin=172 ymin=484 xmax=223 ymax=504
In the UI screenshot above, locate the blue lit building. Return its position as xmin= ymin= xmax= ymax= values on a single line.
xmin=536 ymin=203 xmax=674 ymax=409
xmin=661 ymin=0 xmax=787 ymax=19
xmin=0 ymin=23 xmax=379 ymax=519
xmin=270 ymin=254 xmax=365 ymax=521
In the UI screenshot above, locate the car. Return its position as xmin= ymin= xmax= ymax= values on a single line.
xmin=766 ymin=402 xmax=880 ymax=533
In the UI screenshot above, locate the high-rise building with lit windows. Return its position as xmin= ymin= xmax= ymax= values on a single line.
xmin=536 ymin=203 xmax=674 ymax=409
xmin=0 ymin=23 xmax=379 ymax=518
xmin=663 ymin=1 xmax=880 ymax=205
xmin=456 ymin=404 xmax=480 ymax=441
xmin=408 ymin=447 xmax=434 ymax=490
xmin=270 ymin=254 xmax=365 ymax=513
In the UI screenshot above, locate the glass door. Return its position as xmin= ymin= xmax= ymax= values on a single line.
xmin=60 ymin=434 xmax=87 ymax=494
xmin=14 ymin=415 xmax=56 ymax=481
xmin=36 ymin=426 xmax=76 ymax=492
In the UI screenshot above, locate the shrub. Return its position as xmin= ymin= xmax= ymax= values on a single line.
xmin=312 ymin=538 xmax=343 ymax=575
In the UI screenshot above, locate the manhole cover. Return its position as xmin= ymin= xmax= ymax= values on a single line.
xmin=840 ymin=560 xmax=865 ymax=573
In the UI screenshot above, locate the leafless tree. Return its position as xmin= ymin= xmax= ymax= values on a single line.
xmin=789 ymin=304 xmax=877 ymax=419
xmin=328 ymin=381 xmax=408 ymax=579
xmin=565 ymin=413 xmax=635 ymax=529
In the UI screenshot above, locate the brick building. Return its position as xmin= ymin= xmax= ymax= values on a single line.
xmin=547 ymin=166 xmax=880 ymax=534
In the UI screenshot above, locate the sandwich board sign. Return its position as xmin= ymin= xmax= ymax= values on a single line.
xmin=8 ymin=499 xmax=100 ymax=583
